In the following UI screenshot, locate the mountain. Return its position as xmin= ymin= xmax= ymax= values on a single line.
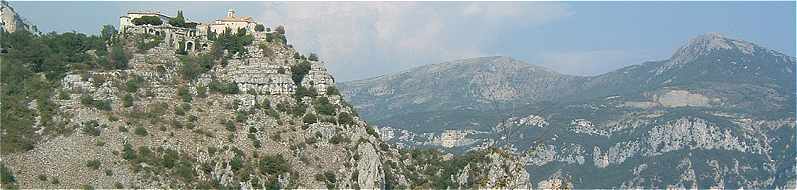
xmin=578 ymin=33 xmax=795 ymax=114
xmin=339 ymin=56 xmax=584 ymax=132
xmin=0 ymin=7 xmax=532 ymax=189
xmin=340 ymin=33 xmax=796 ymax=188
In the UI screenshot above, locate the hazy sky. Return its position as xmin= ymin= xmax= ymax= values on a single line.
xmin=10 ymin=1 xmax=796 ymax=81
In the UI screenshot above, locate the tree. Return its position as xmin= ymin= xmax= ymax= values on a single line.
xmin=132 ymin=16 xmax=163 ymax=26
xmin=275 ymin=25 xmax=286 ymax=34
xmin=109 ymin=44 xmax=128 ymax=69
xmin=169 ymin=11 xmax=186 ymax=28
xmin=308 ymin=53 xmax=319 ymax=61
xmin=255 ymin=24 xmax=265 ymax=32
xmin=100 ymin=25 xmax=117 ymax=43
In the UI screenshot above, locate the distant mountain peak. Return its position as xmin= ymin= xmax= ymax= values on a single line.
xmin=670 ymin=33 xmax=757 ymax=64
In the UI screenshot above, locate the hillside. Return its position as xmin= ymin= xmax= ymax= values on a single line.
xmin=0 ymin=6 xmax=533 ymax=189
xmin=340 ymin=33 xmax=797 ymax=188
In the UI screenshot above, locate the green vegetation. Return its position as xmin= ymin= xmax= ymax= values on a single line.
xmin=313 ymin=97 xmax=336 ymax=116
xmin=255 ymin=24 xmax=265 ymax=32
xmin=308 ymin=53 xmax=319 ymax=61
xmin=80 ymin=94 xmax=112 ymax=111
xmin=81 ymin=120 xmax=102 ymax=136
xmin=0 ymin=164 xmax=16 ymax=187
xmin=126 ymin=75 xmax=144 ymax=93
xmin=86 ymin=159 xmax=101 ymax=170
xmin=177 ymin=86 xmax=192 ymax=102
xmin=123 ymin=94 xmax=134 ymax=107
xmin=224 ymin=119 xmax=236 ymax=132
xmin=110 ymin=43 xmax=129 ymax=69
xmin=135 ymin=33 xmax=162 ymax=52
xmin=314 ymin=171 xmax=337 ymax=189
xmin=196 ymin=85 xmax=207 ymax=98
xmin=134 ymin=126 xmax=149 ymax=136
xmin=303 ymin=113 xmax=317 ymax=124
xmin=290 ymin=60 xmax=312 ymax=85
xmin=326 ymin=86 xmax=340 ymax=96
xmin=235 ymin=111 xmax=249 ymax=123
xmin=209 ymin=80 xmax=239 ymax=94
xmin=132 ymin=16 xmax=163 ymax=26
xmin=180 ymin=53 xmax=215 ymax=81
xmin=259 ymin=154 xmax=289 ymax=175
xmin=337 ymin=112 xmax=356 ymax=126
xmin=169 ymin=11 xmax=186 ymax=28
xmin=329 ymin=134 xmax=350 ymax=144
xmin=212 ymin=28 xmax=254 ymax=58
xmin=366 ymin=126 xmax=378 ymax=137
xmin=1 ymin=28 xmax=116 ymax=153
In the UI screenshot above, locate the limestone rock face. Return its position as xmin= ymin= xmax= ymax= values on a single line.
xmin=355 ymin=143 xmax=382 ymax=189
xmin=481 ymin=152 xmax=532 ymax=188
xmin=0 ymin=0 xmax=28 ymax=32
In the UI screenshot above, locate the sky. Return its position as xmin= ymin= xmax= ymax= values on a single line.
xmin=10 ymin=1 xmax=796 ymax=81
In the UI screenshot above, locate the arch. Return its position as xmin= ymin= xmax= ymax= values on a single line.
xmin=186 ymin=41 xmax=194 ymax=52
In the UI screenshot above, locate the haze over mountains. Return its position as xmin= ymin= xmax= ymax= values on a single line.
xmin=340 ymin=33 xmax=796 ymax=188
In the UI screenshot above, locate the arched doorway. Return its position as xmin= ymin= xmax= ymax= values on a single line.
xmin=186 ymin=41 xmax=194 ymax=52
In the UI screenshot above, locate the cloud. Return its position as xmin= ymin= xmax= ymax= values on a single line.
xmin=257 ymin=2 xmax=571 ymax=81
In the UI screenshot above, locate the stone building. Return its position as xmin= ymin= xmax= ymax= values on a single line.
xmin=119 ymin=10 xmax=212 ymax=54
xmin=119 ymin=9 xmax=261 ymax=54
xmin=209 ymin=9 xmax=257 ymax=34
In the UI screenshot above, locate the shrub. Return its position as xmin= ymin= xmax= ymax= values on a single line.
xmin=326 ymin=86 xmax=340 ymax=96
xmin=259 ymin=155 xmax=289 ymax=175
xmin=80 ymin=94 xmax=112 ymax=111
xmin=104 ymin=169 xmax=113 ymax=176
xmin=329 ymin=134 xmax=350 ymax=144
xmin=109 ymin=44 xmax=129 ymax=69
xmin=86 ymin=159 xmax=101 ymax=170
xmin=313 ymin=97 xmax=335 ymax=116
xmin=308 ymin=53 xmax=319 ymax=61
xmin=161 ymin=149 xmax=179 ymax=169
xmin=294 ymin=86 xmax=317 ymax=100
xmin=195 ymin=85 xmax=207 ymax=98
xmin=235 ymin=111 xmax=249 ymax=123
xmin=134 ymin=126 xmax=148 ymax=136
xmin=208 ymin=80 xmax=239 ymax=94
xmin=303 ymin=113 xmax=317 ymax=124
xmin=255 ymin=24 xmax=265 ymax=32
xmin=180 ymin=54 xmax=214 ymax=81
xmin=0 ymin=164 xmax=16 ymax=186
xmin=290 ymin=103 xmax=307 ymax=117
xmin=177 ymin=86 xmax=192 ymax=102
xmin=366 ymin=126 xmax=378 ymax=137
xmin=338 ymin=112 xmax=356 ymax=126
xmin=125 ymin=76 xmax=143 ymax=93
xmin=224 ymin=120 xmax=236 ymax=132
xmin=175 ymin=106 xmax=185 ymax=116
xmin=122 ymin=143 xmax=137 ymax=160
xmin=58 ymin=90 xmax=71 ymax=100
xmin=81 ymin=120 xmax=101 ymax=136
xmin=123 ymin=94 xmax=134 ymax=107
xmin=275 ymin=25 xmax=286 ymax=35
xmin=291 ymin=60 xmax=312 ymax=85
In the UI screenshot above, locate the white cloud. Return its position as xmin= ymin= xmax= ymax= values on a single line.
xmin=257 ymin=2 xmax=571 ymax=81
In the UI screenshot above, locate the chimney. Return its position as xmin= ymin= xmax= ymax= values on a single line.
xmin=227 ymin=9 xmax=235 ymax=18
